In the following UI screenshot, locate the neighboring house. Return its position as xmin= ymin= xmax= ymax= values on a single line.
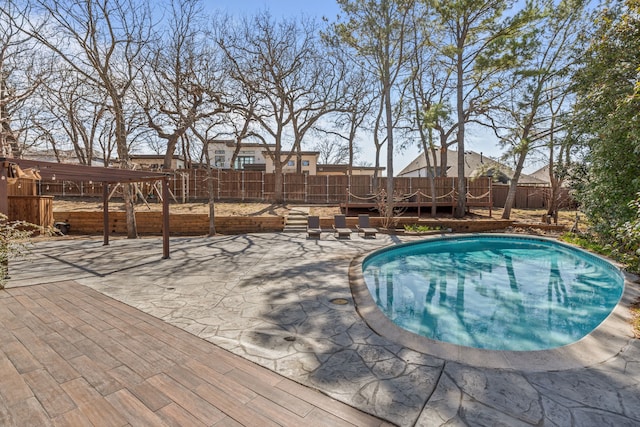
xmin=207 ymin=140 xmax=319 ymax=174
xmin=527 ymin=165 xmax=552 ymax=185
xmin=316 ymin=164 xmax=384 ymax=176
xmin=398 ymin=149 xmax=546 ymax=184
xmin=527 ymin=164 xmax=577 ymax=187
xmin=129 ymin=154 xmax=186 ymax=170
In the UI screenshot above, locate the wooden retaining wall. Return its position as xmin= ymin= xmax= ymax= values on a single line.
xmin=51 ymin=211 xmax=510 ymax=236
xmin=53 ymin=211 xmax=284 ymax=235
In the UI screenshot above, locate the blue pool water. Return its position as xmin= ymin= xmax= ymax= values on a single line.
xmin=362 ymin=235 xmax=625 ymax=351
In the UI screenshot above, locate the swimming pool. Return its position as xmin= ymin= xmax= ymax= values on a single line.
xmin=361 ymin=235 xmax=625 ymax=351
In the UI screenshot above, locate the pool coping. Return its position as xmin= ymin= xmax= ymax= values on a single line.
xmin=349 ymin=233 xmax=640 ymax=372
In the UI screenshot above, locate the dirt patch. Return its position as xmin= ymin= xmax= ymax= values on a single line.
xmin=52 ymin=198 xmax=575 ymax=223
xmin=52 ymin=199 xmax=342 ymax=218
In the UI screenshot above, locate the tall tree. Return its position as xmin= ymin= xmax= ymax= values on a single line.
xmin=498 ymin=0 xmax=586 ymax=219
xmin=428 ymin=0 xmax=533 ymax=217
xmin=0 ymin=1 xmax=45 ymax=158
xmin=571 ymin=0 xmax=640 ymax=237
xmin=219 ymin=12 xmax=341 ymax=203
xmin=139 ymin=0 xmax=224 ymax=170
xmin=334 ymin=0 xmax=414 ymax=217
xmin=18 ymin=0 xmax=155 ymax=238
xmin=37 ymin=65 xmax=111 ymax=165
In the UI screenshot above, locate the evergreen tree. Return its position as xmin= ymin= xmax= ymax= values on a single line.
xmin=572 ymin=0 xmax=640 ymax=237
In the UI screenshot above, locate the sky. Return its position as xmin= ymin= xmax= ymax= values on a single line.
xmin=205 ymin=1 xmax=516 ymax=175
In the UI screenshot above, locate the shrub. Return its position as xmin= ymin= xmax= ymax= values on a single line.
xmin=0 ymin=214 xmax=40 ymax=289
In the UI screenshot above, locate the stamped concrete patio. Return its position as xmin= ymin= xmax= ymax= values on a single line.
xmin=7 ymin=232 xmax=640 ymax=426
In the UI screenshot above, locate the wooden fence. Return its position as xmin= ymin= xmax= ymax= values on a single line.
xmin=491 ymin=184 xmax=574 ymax=210
xmin=34 ymin=168 xmax=572 ymax=209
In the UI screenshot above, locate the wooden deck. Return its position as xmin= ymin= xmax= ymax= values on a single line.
xmin=0 ymin=281 xmax=389 ymax=426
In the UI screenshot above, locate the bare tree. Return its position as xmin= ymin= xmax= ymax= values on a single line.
xmin=334 ymin=0 xmax=414 ymax=216
xmin=427 ymin=0 xmax=536 ymax=217
xmin=313 ymin=53 xmax=376 ymax=174
xmin=17 ymin=0 xmax=156 ymax=238
xmin=0 ymin=1 xmax=46 ymax=158
xmin=497 ymin=0 xmax=586 ymax=219
xmin=139 ymin=0 xmax=225 ymax=170
xmin=35 ymin=65 xmax=111 ymax=165
xmin=219 ymin=12 xmax=343 ymax=203
xmin=314 ymin=136 xmax=351 ymax=164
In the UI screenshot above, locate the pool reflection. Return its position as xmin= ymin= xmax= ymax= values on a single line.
xmin=362 ymin=237 xmax=624 ymax=351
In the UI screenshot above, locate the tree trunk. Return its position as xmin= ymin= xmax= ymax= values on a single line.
xmin=122 ymin=183 xmax=138 ymax=238
xmin=273 ymin=164 xmax=284 ymax=204
xmin=114 ymin=101 xmax=137 ymax=239
xmin=502 ymin=151 xmax=527 ymax=219
xmin=203 ymin=149 xmax=216 ymax=236
xmin=208 ymin=172 xmax=216 ymax=235
xmin=163 ymin=135 xmax=180 ymax=169
xmin=455 ymin=40 xmax=466 ymax=218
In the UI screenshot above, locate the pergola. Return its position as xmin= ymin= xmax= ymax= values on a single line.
xmin=0 ymin=158 xmax=172 ymax=259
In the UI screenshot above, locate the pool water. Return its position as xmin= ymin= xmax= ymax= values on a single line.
xmin=362 ymin=236 xmax=624 ymax=351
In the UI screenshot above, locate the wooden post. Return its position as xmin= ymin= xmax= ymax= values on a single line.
xmin=103 ymin=183 xmax=109 ymax=246
xmin=345 ymin=188 xmax=349 ymax=217
xmin=489 ymin=177 xmax=493 ymax=218
xmin=162 ymin=177 xmax=170 ymax=259
xmin=0 ymin=162 xmax=8 ymax=216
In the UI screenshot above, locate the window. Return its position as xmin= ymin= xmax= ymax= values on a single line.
xmin=214 ymin=150 xmax=225 ymax=154
xmin=235 ymin=156 xmax=255 ymax=169
xmin=214 ymin=155 xmax=225 ymax=168
xmin=287 ymin=160 xmax=295 ymax=167
xmin=302 ymin=160 xmax=310 ymax=167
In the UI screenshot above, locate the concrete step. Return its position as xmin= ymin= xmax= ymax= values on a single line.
xmin=286 ymin=218 xmax=307 ymax=225
xmin=283 ymin=226 xmax=307 ymax=233
xmin=283 ymin=209 xmax=309 ymax=233
xmin=285 ymin=209 xmax=309 ymax=232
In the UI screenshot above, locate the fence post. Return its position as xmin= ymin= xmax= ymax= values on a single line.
xmin=262 ymin=172 xmax=265 ymax=201
xmin=242 ymin=170 xmax=245 ymax=201
xmin=345 ymin=188 xmax=349 ymax=217
xmin=489 ymin=177 xmax=492 ymax=217
xmin=304 ymin=173 xmax=308 ymax=203
xmin=326 ymin=175 xmax=329 ymax=204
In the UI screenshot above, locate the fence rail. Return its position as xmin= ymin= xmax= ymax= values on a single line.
xmin=33 ymin=168 xmax=572 ymax=209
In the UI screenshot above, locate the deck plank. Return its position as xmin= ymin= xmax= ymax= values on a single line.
xmin=0 ymin=281 xmax=385 ymax=426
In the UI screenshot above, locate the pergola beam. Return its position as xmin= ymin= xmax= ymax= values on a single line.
xmin=0 ymin=158 xmax=172 ymax=258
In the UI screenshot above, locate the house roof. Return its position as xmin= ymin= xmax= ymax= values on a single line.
xmin=527 ymin=165 xmax=552 ymax=184
xmin=398 ymin=150 xmax=547 ymax=184
xmin=316 ymin=164 xmax=384 ymax=172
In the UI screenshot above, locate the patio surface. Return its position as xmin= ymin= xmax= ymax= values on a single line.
xmin=6 ymin=232 xmax=640 ymax=426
